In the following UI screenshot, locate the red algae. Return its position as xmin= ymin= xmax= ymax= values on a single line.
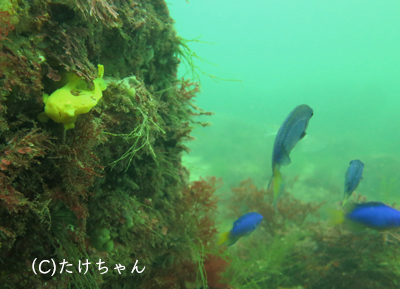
xmin=0 ymin=1 xmax=218 ymax=288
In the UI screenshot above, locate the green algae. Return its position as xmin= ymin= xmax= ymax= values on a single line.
xmin=0 ymin=0 xmax=219 ymax=288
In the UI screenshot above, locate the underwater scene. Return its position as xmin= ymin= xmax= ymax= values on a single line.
xmin=1 ymin=0 xmax=400 ymax=288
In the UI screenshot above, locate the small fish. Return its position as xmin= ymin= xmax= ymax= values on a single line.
xmin=268 ymin=105 xmax=313 ymax=204
xmin=217 ymin=212 xmax=263 ymax=246
xmin=343 ymin=160 xmax=364 ymax=204
xmin=330 ymin=202 xmax=400 ymax=231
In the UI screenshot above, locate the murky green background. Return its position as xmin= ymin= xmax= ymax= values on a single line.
xmin=169 ymin=1 xmax=400 ymax=205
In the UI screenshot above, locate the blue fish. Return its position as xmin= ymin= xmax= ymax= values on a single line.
xmin=343 ymin=160 xmax=364 ymax=203
xmin=331 ymin=202 xmax=400 ymax=231
xmin=217 ymin=212 xmax=263 ymax=246
xmin=268 ymin=105 xmax=313 ymax=204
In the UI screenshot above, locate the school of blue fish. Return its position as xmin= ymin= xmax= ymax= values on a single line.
xmin=218 ymin=104 xmax=400 ymax=247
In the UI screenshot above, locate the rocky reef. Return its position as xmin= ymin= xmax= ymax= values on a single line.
xmin=0 ymin=1 xmax=220 ymax=288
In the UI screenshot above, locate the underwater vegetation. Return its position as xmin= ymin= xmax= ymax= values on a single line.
xmin=215 ymin=104 xmax=400 ymax=289
xmin=0 ymin=0 xmax=224 ymax=288
xmin=219 ymin=178 xmax=400 ymax=289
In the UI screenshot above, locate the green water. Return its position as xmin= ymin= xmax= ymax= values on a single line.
xmin=169 ymin=1 xmax=400 ymax=204
xmin=167 ymin=3 xmax=400 ymax=288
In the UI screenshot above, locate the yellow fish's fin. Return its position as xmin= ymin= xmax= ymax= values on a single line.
xmin=98 ymin=64 xmax=105 ymax=79
xmin=217 ymin=232 xmax=230 ymax=246
xmin=38 ymin=112 xmax=49 ymax=123
xmin=326 ymin=208 xmax=345 ymax=226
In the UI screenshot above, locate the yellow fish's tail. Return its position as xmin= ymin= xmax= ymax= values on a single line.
xmin=268 ymin=167 xmax=283 ymax=207
xmin=326 ymin=208 xmax=345 ymax=226
xmin=217 ymin=232 xmax=230 ymax=246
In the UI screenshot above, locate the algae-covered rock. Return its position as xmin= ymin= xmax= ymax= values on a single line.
xmin=90 ymin=227 xmax=115 ymax=253
xmin=0 ymin=0 xmax=219 ymax=288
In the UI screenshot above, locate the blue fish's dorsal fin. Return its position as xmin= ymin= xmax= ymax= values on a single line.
xmin=344 ymin=202 xmax=385 ymax=213
xmin=354 ymin=201 xmax=385 ymax=209
xmin=232 ymin=214 xmax=246 ymax=227
xmin=232 ymin=213 xmax=249 ymax=228
xmin=232 ymin=212 xmax=260 ymax=227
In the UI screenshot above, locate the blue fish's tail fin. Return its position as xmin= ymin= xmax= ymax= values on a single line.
xmin=268 ymin=167 xmax=284 ymax=207
xmin=327 ymin=205 xmax=366 ymax=232
xmin=342 ymin=193 xmax=349 ymax=208
xmin=342 ymin=193 xmax=355 ymax=208
xmin=217 ymin=232 xmax=230 ymax=246
xmin=342 ymin=201 xmax=356 ymax=213
xmin=217 ymin=231 xmax=240 ymax=246
xmin=327 ymin=208 xmax=345 ymax=226
xmin=343 ymin=188 xmax=354 ymax=205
